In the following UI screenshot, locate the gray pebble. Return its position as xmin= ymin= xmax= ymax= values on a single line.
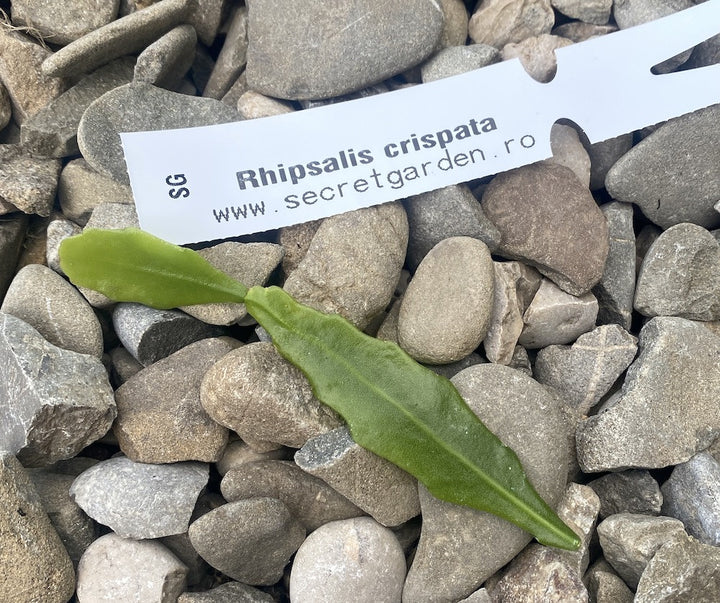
xmin=203 ymin=6 xmax=248 ymax=98
xmin=425 ymin=351 xmax=487 ymax=378
xmin=134 ymin=24 xmax=196 ymax=89
xmin=21 ymin=57 xmax=135 ymax=157
xmin=534 ymin=324 xmax=637 ymax=415
xmin=403 ymin=184 xmax=500 ymax=272
xmin=606 ymin=104 xmax=720 ymax=228
xmin=200 ymin=342 xmax=342 ymax=448
xmin=114 ymin=338 xmax=237 ymax=463
xmin=597 ymin=513 xmax=687 ymax=590
xmin=290 ymin=516 xmax=406 ymax=603
xmin=70 ymin=455 xmax=209 ymax=539
xmin=0 ymin=453 xmax=75 ymax=602
xmin=76 ymin=533 xmax=188 ymax=602
xmin=482 ymin=163 xmax=609 ymax=296
xmin=584 ymin=559 xmax=634 ymax=603
xmin=0 ymin=30 xmax=66 ymax=123
xmin=398 ymin=236 xmax=494 ymax=364
xmin=284 ymin=203 xmax=408 ymax=330
xmin=551 ymin=0 xmax=611 ymax=24
xmin=179 ymin=242 xmax=284 ymax=326
xmin=236 ymin=90 xmax=294 ymax=119
xmin=221 ymin=459 xmax=364 ymax=531
xmin=437 ymin=0 xmax=469 ymax=48
xmin=587 ymin=470 xmax=663 ymax=519
xmin=216 ymin=439 xmax=288 ymax=476
xmin=586 ymin=133 xmax=632 ymax=191
xmin=634 ymin=223 xmax=720 ymax=321
xmin=246 ymin=0 xmax=443 ymax=100
xmin=295 ymin=426 xmax=420 ymax=527
xmin=1 ymin=263 xmax=103 ymax=357
xmin=0 ymin=81 xmax=11 ymax=130
xmin=661 ymin=451 xmax=720 ymax=546
xmin=577 ymin=317 xmax=720 ymax=471
xmin=0 ymin=312 xmax=116 ymax=466
xmin=45 ymin=217 xmax=82 ymax=275
xmin=189 ymin=497 xmax=306 ymax=585
xmin=501 ymin=34 xmax=573 ymax=83
xmin=593 ymin=201 xmax=636 ymax=329
xmin=12 ymin=0 xmax=120 ymax=45
xmin=0 ymin=144 xmax=61 ymax=216
xmin=41 ymin=0 xmax=195 ymax=78
xmin=27 ymin=469 xmax=97 ymax=566
xmin=469 ymin=0 xmax=554 ymax=48
xmin=179 ymin=581 xmax=275 ymax=603
xmin=634 ymin=534 xmax=720 ymax=602
xmin=544 ymin=123 xmax=591 ymax=188
xmin=78 ymin=81 xmax=241 ymax=184
xmin=112 ymin=302 xmax=223 ymax=366
xmin=59 ymin=160 xmax=133 ymax=225
xmin=518 ymin=278 xmax=598 ymax=349
xmin=403 ymin=364 xmax=570 ymax=602
xmin=420 ymin=44 xmax=499 ymax=82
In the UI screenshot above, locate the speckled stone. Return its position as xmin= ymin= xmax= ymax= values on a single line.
xmin=134 ymin=24 xmax=196 ymax=89
xmin=0 ymin=144 xmax=61 ymax=216
xmin=203 ymin=6 xmax=248 ymax=98
xmin=246 ymin=0 xmax=444 ymax=100
xmin=551 ymin=0 xmax=611 ymax=24
xmin=588 ymin=470 xmax=663 ymax=519
xmin=420 ymin=44 xmax=499 ymax=83
xmin=469 ymin=0 xmax=555 ymax=48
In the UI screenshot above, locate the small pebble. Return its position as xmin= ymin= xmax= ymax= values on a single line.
xmin=134 ymin=23 xmax=197 ymax=89
xmin=551 ymin=0 xmax=611 ymax=24
xmin=545 ymin=123 xmax=592 ymax=187
xmin=0 ymin=144 xmax=61 ymax=216
xmin=295 ymin=426 xmax=420 ymax=527
xmin=661 ymin=451 xmax=720 ymax=546
xmin=221 ymin=459 xmax=364 ymax=531
xmin=586 ymin=133 xmax=632 ymax=190
xmin=420 ymin=44 xmax=499 ymax=82
xmin=189 ymin=497 xmax=306 ymax=585
xmin=45 ymin=217 xmax=82 ymax=275
xmin=179 ymin=581 xmax=275 ymax=603
xmin=236 ymin=89 xmax=294 ymax=119
xmin=501 ymin=34 xmax=572 ymax=83
xmin=584 ymin=559 xmax=634 ymax=603
xmin=203 ymin=6 xmax=248 ymax=99
xmin=290 ymin=516 xmax=406 ymax=603
xmin=469 ymin=0 xmax=555 ymax=48
xmin=0 ymin=81 xmax=11 ymax=130
xmin=70 ymin=455 xmax=209 ymax=539
xmin=114 ymin=337 xmax=237 ymax=463
xmin=76 ymin=532 xmax=188 ymax=602
xmin=587 ymin=470 xmax=663 ymax=519
xmin=518 ymin=278 xmax=598 ymax=349
xmin=216 ymin=439 xmax=288 ymax=477
xmin=437 ymin=0 xmax=469 ymax=48
xmin=0 ymin=213 xmax=30 ymax=299
xmin=398 ymin=236 xmax=494 ymax=364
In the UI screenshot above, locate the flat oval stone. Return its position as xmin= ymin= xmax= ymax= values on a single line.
xmin=606 ymin=104 xmax=720 ymax=229
xmin=634 ymin=223 xmax=720 ymax=321
xmin=78 ymin=82 xmax=241 ymax=183
xmin=245 ymin=0 xmax=443 ymax=100
xmin=290 ymin=516 xmax=406 ymax=603
xmin=2 ymin=263 xmax=103 ymax=357
xmin=70 ymin=456 xmax=209 ymax=539
xmin=482 ymin=163 xmax=609 ymax=296
xmin=403 ymin=363 xmax=570 ymax=602
xmin=398 ymin=236 xmax=494 ymax=364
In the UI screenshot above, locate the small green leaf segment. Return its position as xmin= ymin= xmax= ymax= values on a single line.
xmin=59 ymin=228 xmax=580 ymax=551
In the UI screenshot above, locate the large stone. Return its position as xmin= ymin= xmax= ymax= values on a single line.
xmin=482 ymin=163 xmax=609 ymax=296
xmin=402 ymin=184 xmax=499 ymax=272
xmin=20 ymin=57 xmax=135 ymax=157
xmin=245 ymin=0 xmax=444 ymax=100
xmin=397 ymin=237 xmax=495 ymax=364
xmin=290 ymin=517 xmax=406 ymax=603
xmin=78 ymin=81 xmax=241 ymax=184
xmin=0 ymin=312 xmax=116 ymax=466
xmin=593 ymin=201 xmax=636 ymax=329
xmin=295 ymin=426 xmax=420 ymax=527
xmin=41 ymin=0 xmax=196 ymax=77
xmin=70 ymin=456 xmax=209 ymax=539
xmin=587 ymin=470 xmax=663 ymax=519
xmin=0 ymin=453 xmax=75 ymax=603
xmin=0 ymin=144 xmax=61 ymax=216
xmin=576 ymin=317 xmax=720 ymax=471
xmin=534 ymin=324 xmax=637 ymax=415
xmin=634 ymin=534 xmax=720 ymax=602
xmin=469 ymin=0 xmax=555 ymax=48
xmin=597 ymin=513 xmax=687 ymax=590
xmin=188 ymin=497 xmax=306 ymax=585
xmin=606 ymin=104 xmax=720 ymax=228
xmin=661 ymin=451 xmax=720 ymax=546
xmin=76 ymin=533 xmax=188 ymax=602
xmin=634 ymin=223 xmax=720 ymax=321
xmin=12 ymin=0 xmax=120 ymax=45
xmin=403 ymin=364 xmax=570 ymax=602
xmin=284 ymin=203 xmax=408 ymax=330
xmin=0 ymin=30 xmax=66 ymax=123
xmin=200 ymin=342 xmax=342 ymax=448
xmin=114 ymin=338 xmax=237 ymax=463
xmin=1 ymin=263 xmax=103 ymax=357
xmin=220 ymin=459 xmax=364 ymax=531
xmin=518 ymin=278 xmax=598 ymax=349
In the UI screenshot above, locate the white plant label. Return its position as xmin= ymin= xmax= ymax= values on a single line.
xmin=122 ymin=0 xmax=720 ymax=245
